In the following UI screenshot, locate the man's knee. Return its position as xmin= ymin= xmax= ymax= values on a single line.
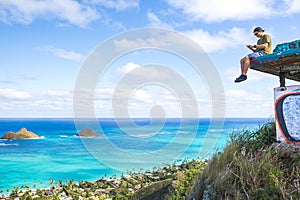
xmin=241 ymin=56 xmax=247 ymax=62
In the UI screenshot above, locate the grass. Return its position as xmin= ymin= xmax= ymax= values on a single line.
xmin=189 ymin=121 xmax=300 ymax=200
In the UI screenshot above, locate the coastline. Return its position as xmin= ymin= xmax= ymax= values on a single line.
xmin=0 ymin=118 xmax=272 ymax=197
xmin=4 ymin=121 xmax=297 ymax=199
xmin=1 ymin=159 xmax=207 ymax=199
xmin=1 ymin=120 xmax=296 ymax=199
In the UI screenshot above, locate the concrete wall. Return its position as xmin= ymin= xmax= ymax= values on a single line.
xmin=274 ymin=85 xmax=300 ymax=144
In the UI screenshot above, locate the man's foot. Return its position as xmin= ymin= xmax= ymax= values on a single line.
xmin=234 ymin=74 xmax=247 ymax=83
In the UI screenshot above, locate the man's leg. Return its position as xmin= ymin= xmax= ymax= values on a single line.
xmin=241 ymin=55 xmax=250 ymax=75
xmin=235 ymin=55 xmax=249 ymax=83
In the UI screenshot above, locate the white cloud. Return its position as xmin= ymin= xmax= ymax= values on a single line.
xmin=147 ymin=10 xmax=173 ymax=29
xmin=166 ymin=0 xmax=300 ymax=23
xmin=88 ymin=0 xmax=139 ymax=11
xmin=94 ymin=88 xmax=114 ymax=100
xmin=0 ymin=89 xmax=75 ymax=116
xmin=117 ymin=62 xmax=140 ymax=74
xmin=113 ymin=27 xmax=249 ymax=53
xmin=0 ymin=0 xmax=138 ymax=27
xmin=226 ymin=90 xmax=265 ymax=102
xmin=113 ymin=30 xmax=204 ymax=53
xmin=283 ymin=0 xmax=300 ymax=14
xmin=224 ymin=67 xmax=272 ymax=83
xmin=124 ymin=66 xmax=179 ymax=81
xmin=0 ymin=0 xmax=100 ymax=27
xmin=131 ymin=89 xmax=155 ymax=104
xmin=43 ymin=90 xmax=73 ymax=98
xmin=225 ymin=89 xmax=274 ymax=118
xmin=0 ymin=0 xmax=141 ymax=28
xmin=39 ymin=90 xmax=73 ymax=110
xmin=92 ymin=83 xmax=185 ymax=117
xmin=116 ymin=62 xmax=183 ymax=82
xmin=42 ymin=46 xmax=85 ymax=61
xmin=166 ymin=0 xmax=273 ymax=22
xmin=127 ymin=87 xmax=183 ymax=117
xmin=0 ymin=88 xmax=32 ymax=100
xmin=184 ymin=27 xmax=249 ymax=52
xmin=52 ymin=48 xmax=85 ymax=62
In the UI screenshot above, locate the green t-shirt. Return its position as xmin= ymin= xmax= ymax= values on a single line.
xmin=257 ymin=34 xmax=272 ymax=54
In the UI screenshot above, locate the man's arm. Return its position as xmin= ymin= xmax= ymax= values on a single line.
xmin=247 ymin=43 xmax=268 ymax=52
xmin=255 ymin=43 xmax=268 ymax=50
xmin=246 ymin=44 xmax=256 ymax=52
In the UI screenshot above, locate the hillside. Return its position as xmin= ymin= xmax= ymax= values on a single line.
xmin=188 ymin=122 xmax=300 ymax=200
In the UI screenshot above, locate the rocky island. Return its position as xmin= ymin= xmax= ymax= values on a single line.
xmin=1 ymin=128 xmax=41 ymax=140
xmin=76 ymin=128 xmax=100 ymax=138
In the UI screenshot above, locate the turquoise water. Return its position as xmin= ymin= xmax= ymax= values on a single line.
xmin=0 ymin=118 xmax=270 ymax=191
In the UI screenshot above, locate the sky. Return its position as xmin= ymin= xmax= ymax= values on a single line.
xmin=1 ymin=0 xmax=300 ymax=118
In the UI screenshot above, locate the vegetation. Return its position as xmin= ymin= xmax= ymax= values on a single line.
xmin=0 ymin=159 xmax=206 ymax=200
xmin=189 ymin=121 xmax=300 ymax=200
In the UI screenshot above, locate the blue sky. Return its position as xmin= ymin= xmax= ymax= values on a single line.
xmin=0 ymin=0 xmax=300 ymax=118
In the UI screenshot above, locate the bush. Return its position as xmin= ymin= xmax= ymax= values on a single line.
xmin=190 ymin=121 xmax=300 ymax=200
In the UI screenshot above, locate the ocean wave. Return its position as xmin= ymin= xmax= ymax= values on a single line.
xmin=60 ymin=135 xmax=83 ymax=138
xmin=59 ymin=135 xmax=81 ymax=138
xmin=131 ymin=131 xmax=177 ymax=137
xmin=208 ymin=129 xmax=229 ymax=132
xmin=30 ymin=136 xmax=45 ymax=140
xmin=175 ymin=130 xmax=191 ymax=134
xmin=0 ymin=136 xmax=45 ymax=141
xmin=0 ymin=143 xmax=19 ymax=147
xmin=158 ymin=131 xmax=177 ymax=135
xmin=133 ymin=133 xmax=156 ymax=137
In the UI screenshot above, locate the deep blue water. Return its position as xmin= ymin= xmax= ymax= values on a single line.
xmin=0 ymin=118 xmax=271 ymax=191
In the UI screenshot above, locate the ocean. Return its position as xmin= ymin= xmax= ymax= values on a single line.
xmin=0 ymin=118 xmax=271 ymax=192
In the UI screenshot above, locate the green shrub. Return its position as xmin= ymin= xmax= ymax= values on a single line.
xmin=190 ymin=121 xmax=300 ymax=200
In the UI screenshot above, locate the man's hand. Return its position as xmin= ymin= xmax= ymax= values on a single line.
xmin=246 ymin=44 xmax=256 ymax=52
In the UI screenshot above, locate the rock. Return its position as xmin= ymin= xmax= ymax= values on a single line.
xmin=1 ymin=128 xmax=40 ymax=140
xmin=1 ymin=132 xmax=15 ymax=139
xmin=76 ymin=128 xmax=99 ymax=138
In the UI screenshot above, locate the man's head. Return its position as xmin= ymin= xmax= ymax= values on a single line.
xmin=253 ymin=27 xmax=264 ymax=37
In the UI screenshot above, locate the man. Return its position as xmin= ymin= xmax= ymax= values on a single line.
xmin=234 ymin=27 xmax=272 ymax=83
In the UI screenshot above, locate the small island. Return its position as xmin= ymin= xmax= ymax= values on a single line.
xmin=76 ymin=128 xmax=100 ymax=138
xmin=0 ymin=128 xmax=41 ymax=140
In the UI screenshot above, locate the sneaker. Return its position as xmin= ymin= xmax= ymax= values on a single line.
xmin=234 ymin=75 xmax=247 ymax=83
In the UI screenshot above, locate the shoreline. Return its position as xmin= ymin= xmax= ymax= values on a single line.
xmin=0 ymin=118 xmax=272 ymax=198
xmin=0 ymin=159 xmax=208 ymax=199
